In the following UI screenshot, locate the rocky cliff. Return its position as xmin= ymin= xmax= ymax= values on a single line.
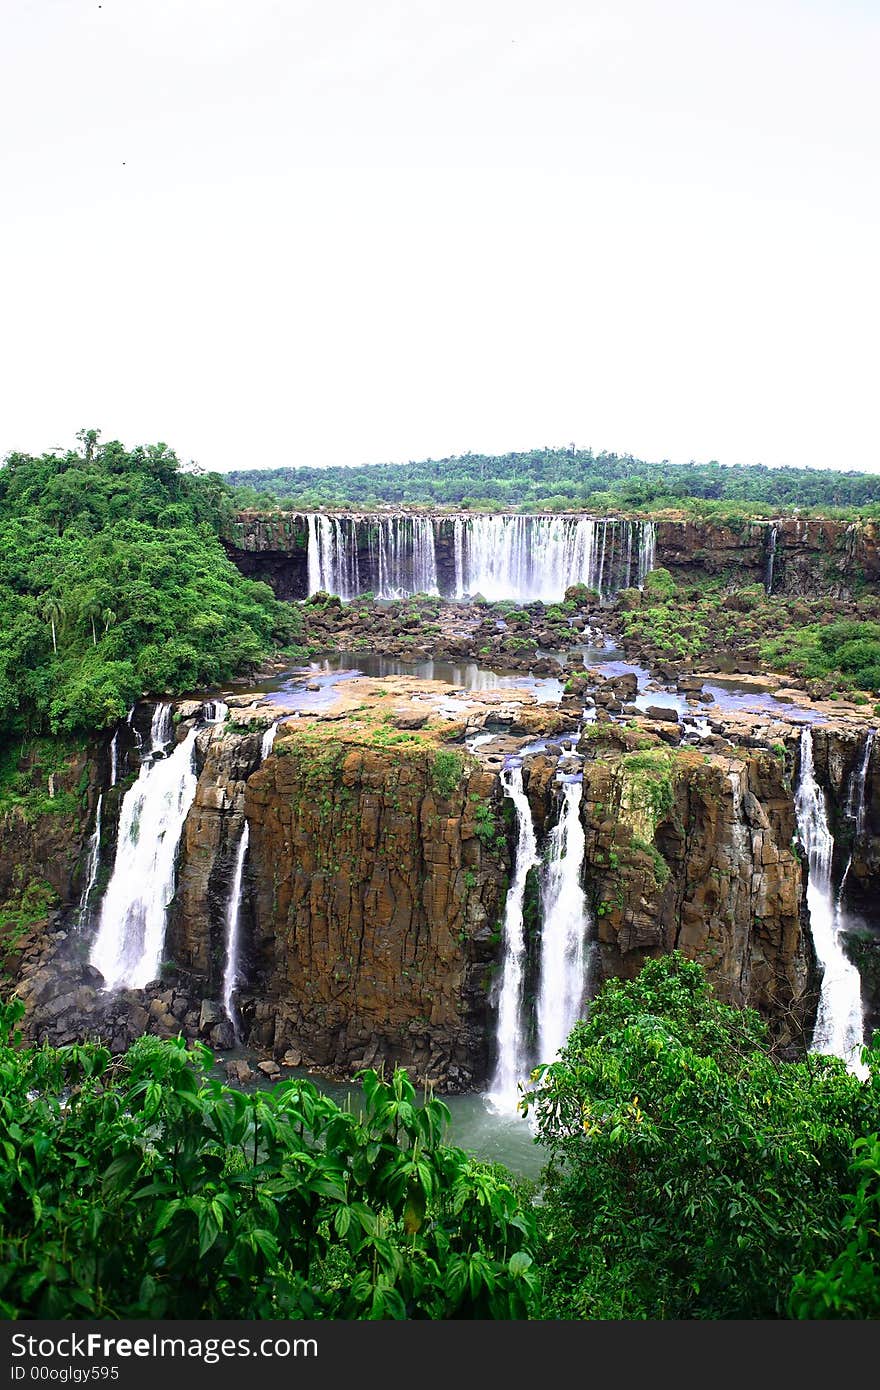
xmin=653 ymin=517 xmax=880 ymax=596
xmin=224 ymin=510 xmax=880 ymax=599
xmin=233 ymin=735 xmax=507 ymax=1089
xmin=6 ymin=681 xmax=878 ymax=1082
xmin=521 ymin=727 xmax=817 ymax=1052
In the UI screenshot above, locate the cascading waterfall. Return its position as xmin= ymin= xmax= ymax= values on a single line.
xmin=302 ymin=514 xmax=655 ymax=602
xmin=765 ymin=525 xmax=779 ymax=596
xmin=89 ymin=717 xmax=200 ymax=991
xmin=794 ymin=727 xmax=866 ymax=1078
xmin=536 ymin=777 xmax=591 ymax=1065
xmin=638 ymin=520 xmax=656 ymax=588
xmin=75 ymin=794 xmax=103 ymax=931
xmin=451 ymin=515 xmax=653 ymax=603
xmin=150 ymin=702 xmax=174 ymax=754
xmin=126 ymin=704 xmax=142 ymax=753
xmin=370 ymin=516 xmax=439 ymax=598
xmin=307 ymin=513 xmax=361 ymax=599
xmin=222 ymin=824 xmax=249 ymax=1039
xmin=76 ymin=721 xmax=123 ymax=931
xmin=204 ymin=700 xmax=228 ymax=724
xmin=488 ymin=762 xmax=541 ymax=1112
xmin=838 ymin=730 xmax=875 ymax=903
xmin=261 ymin=719 xmax=279 ymax=759
xmin=218 ymin=717 xmax=281 ymax=1032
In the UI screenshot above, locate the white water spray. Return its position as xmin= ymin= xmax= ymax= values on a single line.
xmin=76 ymin=794 xmax=103 ymax=931
xmin=222 ymin=823 xmax=249 ymax=1039
xmin=260 ymin=720 xmax=279 ymax=760
xmin=535 ymin=778 xmax=591 ymax=1066
xmin=89 ymin=721 xmax=199 ymax=990
xmin=302 ymin=514 xmax=655 ymax=602
xmin=488 ymin=764 xmax=541 ymax=1112
xmin=838 ymin=730 xmax=875 ymax=903
xmin=794 ymin=728 xmax=866 ymax=1078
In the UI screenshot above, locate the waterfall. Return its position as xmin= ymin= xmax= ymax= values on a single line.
xmin=149 ymin=702 xmax=174 ymax=755
xmin=765 ymin=525 xmax=778 ymax=596
xmin=536 ymin=778 xmax=591 ymax=1065
xmin=126 ymin=704 xmax=142 ymax=753
xmin=638 ymin=520 xmax=656 ymax=588
xmin=109 ymin=732 xmax=119 ymax=788
xmin=838 ymin=729 xmax=875 ymax=903
xmin=89 ymin=721 xmax=199 ymax=991
xmin=307 ymin=513 xmax=360 ymax=599
xmin=303 ymin=513 xmax=655 ymax=602
xmin=222 ymin=823 xmax=249 ymax=1039
xmin=794 ymin=728 xmax=866 ymax=1078
xmin=75 ymin=794 xmax=103 ymax=931
xmin=261 ymin=719 xmax=279 ymax=759
xmin=488 ymin=763 xmax=541 ymax=1112
xmin=204 ymin=700 xmax=228 ymax=724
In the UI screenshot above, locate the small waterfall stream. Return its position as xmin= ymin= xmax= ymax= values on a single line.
xmin=765 ymin=525 xmax=778 ymax=595
xmin=488 ymin=762 xmax=541 ymax=1112
xmin=89 ymin=718 xmax=200 ymax=991
xmin=75 ymin=794 xmax=103 ymax=931
xmin=222 ymin=824 xmax=249 ymax=1040
xmin=794 ymin=728 xmax=866 ymax=1077
xmin=219 ymin=718 xmax=282 ymax=1031
xmin=838 ymin=730 xmax=875 ymax=903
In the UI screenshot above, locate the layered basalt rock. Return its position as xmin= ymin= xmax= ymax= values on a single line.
xmin=654 ymin=517 xmax=880 ymax=597
xmin=564 ymin=728 xmax=818 ymax=1052
xmin=225 ymin=509 xmax=880 ymax=600
xmin=240 ymin=737 xmax=509 ymax=1091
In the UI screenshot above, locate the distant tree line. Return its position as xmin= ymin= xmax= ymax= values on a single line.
xmin=227 ymin=447 xmax=880 ymax=515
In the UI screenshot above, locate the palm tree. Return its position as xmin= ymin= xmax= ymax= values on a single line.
xmin=39 ymin=597 xmax=64 ymax=655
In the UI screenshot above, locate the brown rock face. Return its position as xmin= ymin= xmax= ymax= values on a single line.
xmin=577 ymin=738 xmax=817 ymax=1051
xmin=654 ymin=517 xmax=880 ymax=597
xmin=241 ymin=737 xmax=509 ymax=1089
xmin=167 ymin=724 xmax=266 ymax=986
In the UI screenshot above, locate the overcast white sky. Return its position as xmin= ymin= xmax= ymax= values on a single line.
xmin=1 ymin=0 xmax=878 ymax=474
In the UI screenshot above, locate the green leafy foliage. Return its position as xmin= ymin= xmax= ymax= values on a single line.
xmin=0 ymin=1000 xmax=539 ymax=1319
xmin=790 ymin=1135 xmax=880 ymax=1317
xmin=520 ymin=954 xmax=880 ymax=1319
xmin=0 ymin=435 xmax=302 ymax=740
xmin=762 ymin=619 xmax=880 ymax=694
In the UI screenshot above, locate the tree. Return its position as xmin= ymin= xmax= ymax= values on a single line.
xmin=520 ymin=954 xmax=879 ymax=1319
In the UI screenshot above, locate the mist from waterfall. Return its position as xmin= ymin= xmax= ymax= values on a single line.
xmin=794 ymin=727 xmax=867 ymax=1078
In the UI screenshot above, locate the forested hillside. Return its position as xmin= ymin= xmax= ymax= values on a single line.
xmin=228 ymin=448 xmax=880 ymax=515
xmin=0 ymin=432 xmax=298 ymax=740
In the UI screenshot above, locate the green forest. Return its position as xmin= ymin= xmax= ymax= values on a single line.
xmin=2 ymin=956 xmax=877 ymax=1320
xmin=0 ymin=432 xmax=300 ymax=742
xmin=227 ymin=447 xmax=880 ymax=516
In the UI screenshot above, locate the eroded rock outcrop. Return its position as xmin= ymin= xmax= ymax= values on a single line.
xmin=241 ymin=735 xmax=508 ymax=1090
xmin=567 ymin=727 xmax=817 ymax=1051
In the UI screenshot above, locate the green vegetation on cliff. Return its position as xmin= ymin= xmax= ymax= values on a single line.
xmin=0 ymin=431 xmax=301 ymax=740
xmin=228 ymin=447 xmax=880 ymax=516
xmin=612 ymin=567 xmax=880 ymax=696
